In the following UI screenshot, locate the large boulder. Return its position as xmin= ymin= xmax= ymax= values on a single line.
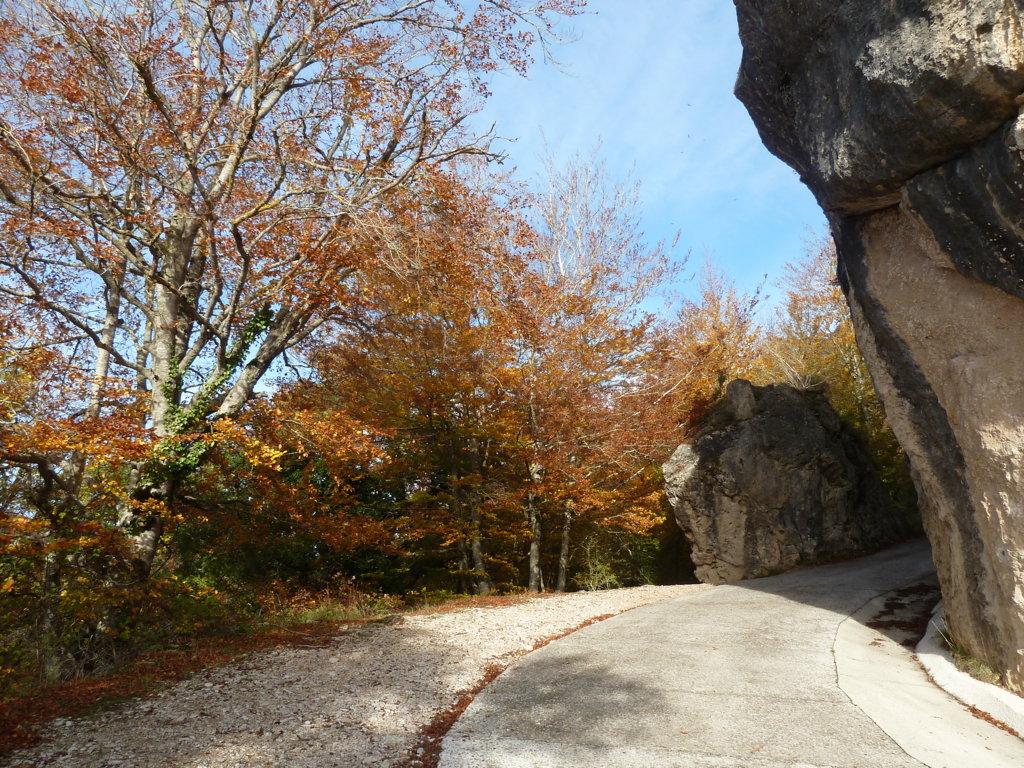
xmin=663 ymin=380 xmax=906 ymax=584
xmin=734 ymin=0 xmax=1024 ymax=691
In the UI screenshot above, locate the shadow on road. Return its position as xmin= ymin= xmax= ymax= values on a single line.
xmin=452 ymin=650 xmax=674 ymax=750
xmin=728 ymin=537 xmax=935 ymax=613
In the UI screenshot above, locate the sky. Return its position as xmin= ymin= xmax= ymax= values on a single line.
xmin=471 ymin=0 xmax=827 ymax=309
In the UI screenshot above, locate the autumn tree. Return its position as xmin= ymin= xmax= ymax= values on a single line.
xmin=0 ymin=0 xmax=580 ymax=678
xmin=0 ymin=301 xmax=153 ymax=682
xmin=506 ymin=153 xmax=675 ymax=591
xmin=280 ymin=168 xmax=529 ymax=595
xmin=631 ymin=262 xmax=762 ymax=444
xmin=763 ymin=239 xmax=879 ymax=428
xmin=283 ymin=155 xmax=680 ymax=595
xmin=164 ymin=393 xmax=392 ymax=602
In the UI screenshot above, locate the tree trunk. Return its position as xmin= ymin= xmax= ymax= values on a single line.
xmin=556 ymin=506 xmax=572 ymax=593
xmin=38 ymin=547 xmax=64 ymax=682
xmin=35 ymin=293 xmax=122 ymax=681
xmin=464 ymin=438 xmax=493 ymax=594
xmin=468 ymin=501 xmax=492 ymax=595
xmin=524 ymin=451 xmax=546 ymax=592
xmin=527 ymin=499 xmax=543 ymax=592
xmin=456 ymin=540 xmax=472 ymax=594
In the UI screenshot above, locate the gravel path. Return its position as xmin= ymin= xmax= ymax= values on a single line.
xmin=5 ymin=584 xmax=710 ymax=768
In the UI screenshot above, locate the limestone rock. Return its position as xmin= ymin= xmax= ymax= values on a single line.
xmin=663 ymin=380 xmax=906 ymax=585
xmin=735 ymin=0 xmax=1024 ymax=214
xmin=734 ymin=0 xmax=1024 ymax=691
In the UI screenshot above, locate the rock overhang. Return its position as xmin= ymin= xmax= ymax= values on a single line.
xmin=734 ymin=0 xmax=1024 ymax=212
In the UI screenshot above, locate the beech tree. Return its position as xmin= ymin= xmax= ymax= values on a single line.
xmin=508 ymin=154 xmax=673 ymax=591
xmin=0 ymin=0 xmax=579 ymax=677
xmin=287 ymin=168 xmax=527 ymax=595
xmin=631 ymin=263 xmax=762 ymax=443
xmin=0 ymin=0 xmax=578 ymax=558
xmin=763 ymin=239 xmax=874 ymax=424
xmin=288 ymin=157 xmax=678 ymax=594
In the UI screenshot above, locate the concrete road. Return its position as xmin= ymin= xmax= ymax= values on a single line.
xmin=440 ymin=539 xmax=1024 ymax=768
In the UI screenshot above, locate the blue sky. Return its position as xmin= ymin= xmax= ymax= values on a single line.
xmin=472 ymin=0 xmax=827 ymax=309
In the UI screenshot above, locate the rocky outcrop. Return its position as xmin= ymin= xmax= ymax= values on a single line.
xmin=734 ymin=0 xmax=1024 ymax=691
xmin=663 ymin=380 xmax=906 ymax=584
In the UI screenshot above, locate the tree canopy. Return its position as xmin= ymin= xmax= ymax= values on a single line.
xmin=0 ymin=1 xmax=912 ymax=696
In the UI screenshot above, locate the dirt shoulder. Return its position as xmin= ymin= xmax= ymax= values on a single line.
xmin=3 ymin=584 xmax=709 ymax=768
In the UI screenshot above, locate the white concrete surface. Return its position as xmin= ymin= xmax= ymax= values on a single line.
xmin=916 ymin=602 xmax=1024 ymax=738
xmin=836 ymin=586 xmax=1024 ymax=767
xmin=441 ymin=540 xmax=1024 ymax=768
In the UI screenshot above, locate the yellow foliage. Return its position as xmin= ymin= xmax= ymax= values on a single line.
xmin=759 ymin=238 xmax=880 ymax=435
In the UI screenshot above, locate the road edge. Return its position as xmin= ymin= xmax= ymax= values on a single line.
xmin=835 ymin=578 xmax=1024 ymax=767
xmin=916 ymin=602 xmax=1024 ymax=738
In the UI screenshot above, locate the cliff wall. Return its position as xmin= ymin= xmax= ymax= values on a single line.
xmin=734 ymin=0 xmax=1024 ymax=691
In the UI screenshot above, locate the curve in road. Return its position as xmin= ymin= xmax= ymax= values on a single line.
xmin=440 ymin=539 xmax=1024 ymax=768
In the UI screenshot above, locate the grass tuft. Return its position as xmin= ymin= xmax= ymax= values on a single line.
xmin=936 ymin=624 xmax=1003 ymax=687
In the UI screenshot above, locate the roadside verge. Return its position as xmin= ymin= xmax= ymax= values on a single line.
xmin=835 ymin=580 xmax=1024 ymax=767
xmin=916 ymin=603 xmax=1024 ymax=738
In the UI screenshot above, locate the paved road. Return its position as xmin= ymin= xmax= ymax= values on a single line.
xmin=440 ymin=539 xmax=1024 ymax=767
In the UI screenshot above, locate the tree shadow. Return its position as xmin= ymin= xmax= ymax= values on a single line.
xmin=6 ymin=613 xmax=663 ymax=768
xmin=447 ymin=649 xmax=673 ymax=752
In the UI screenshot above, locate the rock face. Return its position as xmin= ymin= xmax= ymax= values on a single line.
xmin=663 ymin=380 xmax=905 ymax=585
xmin=734 ymin=0 xmax=1024 ymax=691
